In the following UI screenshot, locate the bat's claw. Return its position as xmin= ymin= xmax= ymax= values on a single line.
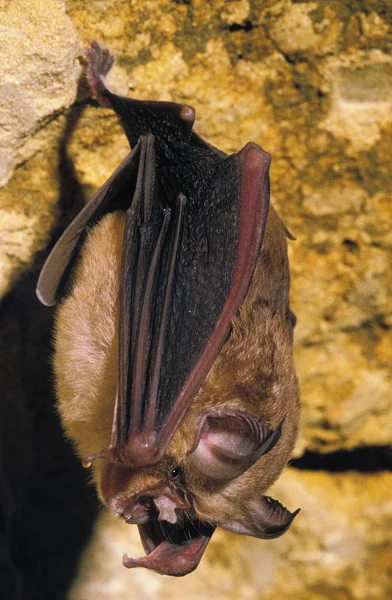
xmin=85 ymin=40 xmax=115 ymax=79
xmin=82 ymin=446 xmax=115 ymax=467
xmin=83 ymin=40 xmax=114 ymax=107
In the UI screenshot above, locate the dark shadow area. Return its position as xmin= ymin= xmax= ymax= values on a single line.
xmin=0 ymin=102 xmax=100 ymax=600
xmin=227 ymin=21 xmax=255 ymax=33
xmin=291 ymin=446 xmax=392 ymax=473
xmin=44 ymin=101 xmax=88 ymax=252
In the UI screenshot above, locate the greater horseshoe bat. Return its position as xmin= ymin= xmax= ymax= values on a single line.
xmin=36 ymin=41 xmax=300 ymax=577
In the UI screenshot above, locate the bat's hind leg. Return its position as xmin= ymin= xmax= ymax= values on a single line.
xmin=84 ymin=40 xmax=115 ymax=107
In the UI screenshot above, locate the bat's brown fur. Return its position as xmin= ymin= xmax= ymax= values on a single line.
xmin=54 ymin=212 xmax=125 ymax=490
xmin=54 ymin=203 xmax=299 ymax=521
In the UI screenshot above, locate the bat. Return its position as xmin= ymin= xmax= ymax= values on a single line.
xmin=36 ymin=41 xmax=300 ymax=577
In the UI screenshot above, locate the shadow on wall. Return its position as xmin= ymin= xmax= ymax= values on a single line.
xmin=0 ymin=102 xmax=99 ymax=600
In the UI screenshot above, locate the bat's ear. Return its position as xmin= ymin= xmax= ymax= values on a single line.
xmin=219 ymin=496 xmax=300 ymax=539
xmin=188 ymin=413 xmax=284 ymax=480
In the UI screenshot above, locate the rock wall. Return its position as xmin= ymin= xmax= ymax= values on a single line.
xmin=0 ymin=1 xmax=391 ymax=599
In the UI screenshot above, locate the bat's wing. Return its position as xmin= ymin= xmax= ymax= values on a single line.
xmin=41 ymin=40 xmax=271 ymax=470
xmin=190 ymin=131 xmax=227 ymax=157
xmin=86 ymin=138 xmax=271 ymax=469
xmin=36 ymin=145 xmax=140 ymax=306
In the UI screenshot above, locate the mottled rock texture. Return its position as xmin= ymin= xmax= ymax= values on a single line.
xmin=0 ymin=0 xmax=391 ymax=598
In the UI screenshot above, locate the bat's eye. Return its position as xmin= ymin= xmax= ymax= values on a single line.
xmin=171 ymin=466 xmax=181 ymax=479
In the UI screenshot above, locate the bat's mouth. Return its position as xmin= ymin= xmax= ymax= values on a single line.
xmin=123 ymin=515 xmax=215 ymax=576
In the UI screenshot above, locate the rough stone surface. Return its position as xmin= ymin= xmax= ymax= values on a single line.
xmin=0 ymin=130 xmax=62 ymax=297
xmin=0 ymin=0 xmax=80 ymax=187
xmin=0 ymin=0 xmax=80 ymax=297
xmin=0 ymin=0 xmax=391 ymax=598
xmin=68 ymin=469 xmax=392 ymax=600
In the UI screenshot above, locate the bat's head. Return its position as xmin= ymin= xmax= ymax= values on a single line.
xmin=99 ymin=458 xmax=216 ymax=576
xmin=97 ymin=390 xmax=299 ymax=577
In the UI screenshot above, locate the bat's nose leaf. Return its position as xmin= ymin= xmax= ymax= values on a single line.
xmin=154 ymin=496 xmax=179 ymax=524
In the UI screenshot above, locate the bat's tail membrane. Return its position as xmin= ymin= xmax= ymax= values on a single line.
xmin=84 ymin=41 xmax=195 ymax=147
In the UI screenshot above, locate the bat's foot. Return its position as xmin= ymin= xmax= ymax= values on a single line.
xmin=83 ymin=40 xmax=114 ymax=107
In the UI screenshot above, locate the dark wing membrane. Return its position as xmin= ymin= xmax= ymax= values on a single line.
xmin=104 ymin=141 xmax=271 ymax=468
xmin=109 ymin=135 xmax=187 ymax=463
xmin=36 ymin=144 xmax=140 ymax=306
xmin=189 ymin=131 xmax=227 ymax=157
xmin=156 ymin=143 xmax=271 ymax=448
xmin=116 ymin=135 xmax=165 ymax=448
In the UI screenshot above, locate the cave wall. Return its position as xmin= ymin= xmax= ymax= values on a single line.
xmin=0 ymin=1 xmax=391 ymax=599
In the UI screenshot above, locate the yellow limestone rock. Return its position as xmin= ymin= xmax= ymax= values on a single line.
xmin=0 ymin=130 xmax=62 ymax=297
xmin=0 ymin=0 xmax=80 ymax=187
xmin=0 ymin=0 xmax=80 ymax=295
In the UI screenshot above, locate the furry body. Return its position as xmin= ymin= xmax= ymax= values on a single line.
xmin=47 ymin=40 xmax=301 ymax=577
xmin=54 ymin=205 xmax=299 ymax=518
